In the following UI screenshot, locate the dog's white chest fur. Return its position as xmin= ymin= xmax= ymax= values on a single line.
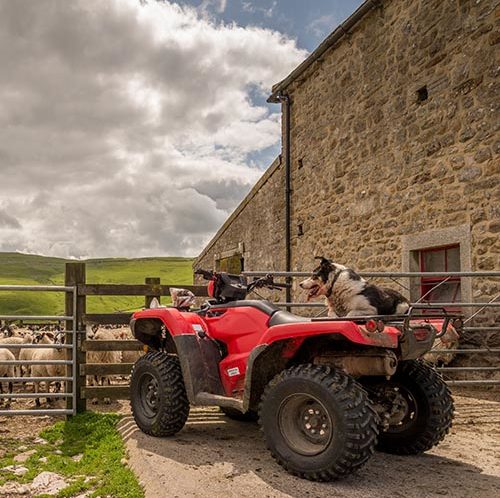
xmin=326 ymin=272 xmax=371 ymax=317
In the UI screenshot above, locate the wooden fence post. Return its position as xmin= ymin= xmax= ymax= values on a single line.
xmin=145 ymin=277 xmax=161 ymax=308
xmin=65 ymin=262 xmax=86 ymax=415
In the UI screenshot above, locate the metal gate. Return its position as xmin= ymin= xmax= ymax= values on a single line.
xmin=0 ymin=285 xmax=77 ymax=416
xmin=243 ymin=270 xmax=500 ymax=387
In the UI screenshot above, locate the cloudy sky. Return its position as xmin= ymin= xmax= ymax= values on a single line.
xmin=0 ymin=0 xmax=362 ymax=258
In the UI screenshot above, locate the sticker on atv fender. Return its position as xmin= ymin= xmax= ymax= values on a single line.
xmin=227 ymin=367 xmax=240 ymax=377
xmin=192 ymin=324 xmax=204 ymax=333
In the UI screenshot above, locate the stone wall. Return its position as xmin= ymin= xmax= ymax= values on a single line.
xmin=195 ymin=0 xmax=499 ymax=370
xmin=286 ymin=0 xmax=498 ymax=277
xmin=195 ymin=156 xmax=286 ymax=273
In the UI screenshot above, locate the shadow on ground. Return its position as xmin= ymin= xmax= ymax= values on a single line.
xmin=118 ymin=400 xmax=500 ymax=498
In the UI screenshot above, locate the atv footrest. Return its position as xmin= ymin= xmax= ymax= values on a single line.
xmin=195 ymin=392 xmax=244 ymax=411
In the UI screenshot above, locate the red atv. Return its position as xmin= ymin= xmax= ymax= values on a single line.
xmin=129 ymin=270 xmax=456 ymax=481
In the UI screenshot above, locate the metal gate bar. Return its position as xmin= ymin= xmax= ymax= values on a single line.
xmin=0 ymin=284 xmax=77 ymax=416
xmin=2 ymin=377 xmax=73 ymax=382
xmin=243 ymin=271 xmax=500 ymax=278
xmin=243 ymin=270 xmax=500 ymax=387
xmin=3 ymin=344 xmax=73 ymax=349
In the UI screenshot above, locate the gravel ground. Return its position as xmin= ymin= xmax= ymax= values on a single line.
xmin=1 ymin=391 xmax=499 ymax=498
xmin=118 ymin=392 xmax=500 ymax=498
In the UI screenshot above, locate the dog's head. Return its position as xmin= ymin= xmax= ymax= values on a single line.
xmin=299 ymin=257 xmax=345 ymax=300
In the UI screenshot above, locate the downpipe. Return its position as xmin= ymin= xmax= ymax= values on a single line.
xmin=278 ymin=92 xmax=292 ymax=310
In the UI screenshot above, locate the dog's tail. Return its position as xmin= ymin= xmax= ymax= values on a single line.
xmin=383 ymin=288 xmax=410 ymax=315
xmin=396 ymin=301 xmax=410 ymax=315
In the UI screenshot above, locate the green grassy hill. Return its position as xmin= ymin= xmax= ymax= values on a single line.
xmin=0 ymin=252 xmax=195 ymax=317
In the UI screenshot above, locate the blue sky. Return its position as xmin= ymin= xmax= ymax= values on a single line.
xmin=178 ymin=1 xmax=364 ymax=51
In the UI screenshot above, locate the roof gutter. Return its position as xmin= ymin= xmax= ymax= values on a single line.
xmin=267 ymin=0 xmax=380 ymax=103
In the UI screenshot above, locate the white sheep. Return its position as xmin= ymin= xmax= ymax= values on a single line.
xmin=19 ymin=332 xmax=55 ymax=378
xmin=86 ymin=326 xmax=121 ymax=405
xmin=423 ymin=324 xmax=460 ymax=366
xmin=0 ymin=348 xmax=15 ymax=407
xmin=31 ymin=335 xmax=66 ymax=407
xmin=0 ymin=335 xmax=35 ymax=360
xmin=114 ymin=328 xmax=144 ymax=366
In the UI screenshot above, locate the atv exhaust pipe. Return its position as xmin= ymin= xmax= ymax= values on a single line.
xmin=314 ymin=351 xmax=398 ymax=377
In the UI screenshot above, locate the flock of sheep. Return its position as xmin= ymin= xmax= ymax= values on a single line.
xmin=0 ymin=324 xmax=142 ymax=408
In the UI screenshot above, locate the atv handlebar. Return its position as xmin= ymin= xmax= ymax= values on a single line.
xmin=196 ymin=269 xmax=290 ymax=293
xmin=247 ymin=274 xmax=291 ymax=293
xmin=195 ymin=269 xmax=215 ymax=280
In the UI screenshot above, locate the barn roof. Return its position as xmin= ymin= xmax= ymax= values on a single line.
xmin=268 ymin=0 xmax=380 ymax=103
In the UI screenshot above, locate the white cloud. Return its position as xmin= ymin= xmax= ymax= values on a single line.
xmin=199 ymin=0 xmax=227 ymax=16
xmin=307 ymin=14 xmax=338 ymax=38
xmin=242 ymin=1 xmax=277 ymax=18
xmin=0 ymin=0 xmax=306 ymax=258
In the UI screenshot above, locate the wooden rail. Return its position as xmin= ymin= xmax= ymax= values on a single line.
xmin=79 ymin=284 xmax=207 ymax=296
xmin=61 ymin=263 xmax=206 ymax=409
xmin=83 ymin=313 xmax=132 ymax=325
xmin=83 ymin=363 xmax=134 ymax=376
xmin=82 ymin=340 xmax=143 ymax=352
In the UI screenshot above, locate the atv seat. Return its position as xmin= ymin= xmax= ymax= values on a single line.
xmin=269 ymin=310 xmax=311 ymax=327
xmin=208 ymin=300 xmax=281 ymax=316
xmin=207 ymin=300 xmax=312 ymax=326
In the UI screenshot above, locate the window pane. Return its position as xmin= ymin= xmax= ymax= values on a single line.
xmin=423 ymin=249 xmax=446 ymax=272
xmin=446 ymin=246 xmax=461 ymax=272
xmin=422 ymin=282 xmax=461 ymax=303
xmin=217 ymin=255 xmax=243 ymax=274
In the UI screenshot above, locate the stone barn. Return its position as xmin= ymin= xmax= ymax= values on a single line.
xmin=194 ymin=0 xmax=499 ymax=360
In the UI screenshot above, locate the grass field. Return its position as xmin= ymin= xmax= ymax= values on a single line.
xmin=0 ymin=252 xmax=195 ymax=316
xmin=0 ymin=412 xmax=144 ymax=497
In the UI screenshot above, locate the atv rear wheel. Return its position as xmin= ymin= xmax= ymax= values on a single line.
xmin=259 ymin=364 xmax=379 ymax=481
xmin=130 ymin=352 xmax=189 ymax=437
xmin=220 ymin=406 xmax=258 ymax=422
xmin=371 ymin=360 xmax=454 ymax=455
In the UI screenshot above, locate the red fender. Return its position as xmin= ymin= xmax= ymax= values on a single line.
xmin=260 ymin=321 xmax=401 ymax=349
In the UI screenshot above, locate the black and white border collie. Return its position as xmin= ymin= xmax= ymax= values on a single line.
xmin=299 ymin=257 xmax=410 ymax=317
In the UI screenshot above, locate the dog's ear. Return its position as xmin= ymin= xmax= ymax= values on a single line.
xmin=314 ymin=256 xmax=332 ymax=267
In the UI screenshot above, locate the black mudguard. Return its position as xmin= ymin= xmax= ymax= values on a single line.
xmin=173 ymin=334 xmax=225 ymax=402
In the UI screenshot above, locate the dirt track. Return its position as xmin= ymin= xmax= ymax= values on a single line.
xmin=118 ymin=393 xmax=500 ymax=498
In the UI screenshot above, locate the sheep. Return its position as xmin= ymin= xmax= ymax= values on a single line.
xmin=1 ymin=323 xmax=26 ymax=338
xmin=0 ymin=348 xmax=15 ymax=407
xmin=19 ymin=332 xmax=55 ymax=378
xmin=30 ymin=335 xmax=66 ymax=407
xmin=0 ymin=334 xmax=35 ymax=358
xmin=0 ymin=334 xmax=35 ymax=378
xmin=423 ymin=324 xmax=460 ymax=366
xmin=114 ymin=328 xmax=144 ymax=366
xmin=86 ymin=326 xmax=121 ymax=404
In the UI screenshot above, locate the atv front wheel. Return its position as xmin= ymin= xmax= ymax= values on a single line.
xmin=130 ymin=352 xmax=190 ymax=437
xmin=371 ymin=360 xmax=454 ymax=455
xmin=259 ymin=364 xmax=379 ymax=481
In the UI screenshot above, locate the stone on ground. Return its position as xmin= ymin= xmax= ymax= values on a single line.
xmin=31 ymin=471 xmax=68 ymax=496
xmin=14 ymin=449 xmax=37 ymax=463
xmin=1 ymin=465 xmax=29 ymax=476
xmin=0 ymin=481 xmax=31 ymax=495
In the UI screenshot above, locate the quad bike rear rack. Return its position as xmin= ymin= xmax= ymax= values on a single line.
xmin=310 ymin=305 xmax=462 ymax=339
